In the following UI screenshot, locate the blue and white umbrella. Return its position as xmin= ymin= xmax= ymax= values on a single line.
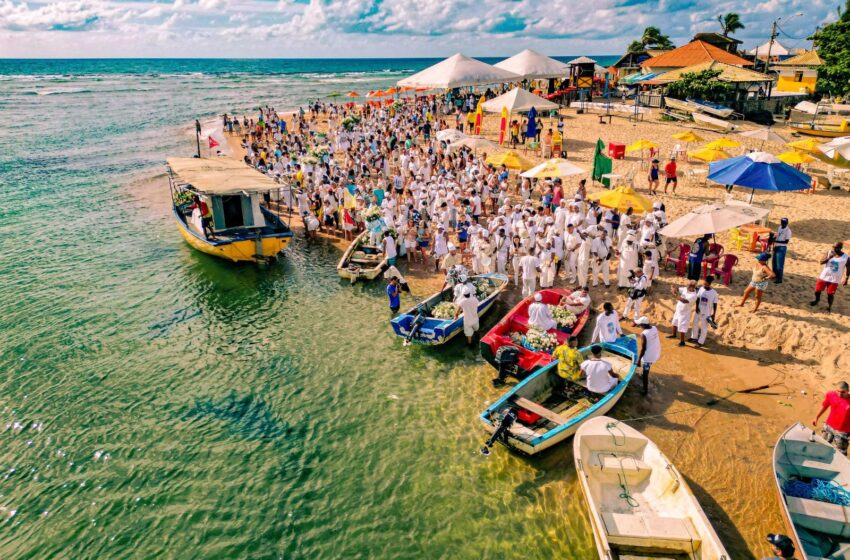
xmin=708 ymin=151 xmax=811 ymax=202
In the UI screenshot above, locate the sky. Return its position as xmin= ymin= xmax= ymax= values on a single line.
xmin=0 ymin=0 xmax=839 ymax=58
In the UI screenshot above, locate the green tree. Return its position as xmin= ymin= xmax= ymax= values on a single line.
xmin=666 ymin=69 xmax=735 ymax=101
xmin=811 ymin=1 xmax=850 ymax=97
xmin=717 ymin=13 xmax=745 ymax=36
xmin=640 ymin=26 xmax=675 ymax=50
xmin=626 ymin=40 xmax=645 ymax=54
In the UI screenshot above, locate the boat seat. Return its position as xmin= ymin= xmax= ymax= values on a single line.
xmin=349 ymin=257 xmax=381 ymax=265
xmin=601 ymin=512 xmax=701 ymax=552
xmin=778 ymin=454 xmax=839 ymax=480
xmin=510 ymin=315 xmax=529 ymax=330
xmin=781 ymin=439 xmax=835 ymax=462
xmin=596 ymin=453 xmax=652 ymax=483
xmin=513 ymin=397 xmax=568 ymax=425
xmin=786 ymin=496 xmax=850 ymax=537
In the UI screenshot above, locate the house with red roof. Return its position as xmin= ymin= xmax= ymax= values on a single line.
xmin=641 ymin=40 xmax=752 ymax=75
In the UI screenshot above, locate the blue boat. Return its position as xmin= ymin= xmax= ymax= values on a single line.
xmin=390 ymin=273 xmax=509 ymax=346
xmin=687 ymin=98 xmax=734 ymax=118
xmin=479 ymin=336 xmax=638 ymax=455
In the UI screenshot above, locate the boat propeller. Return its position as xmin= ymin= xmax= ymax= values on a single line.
xmin=480 ymin=407 xmax=517 ymax=456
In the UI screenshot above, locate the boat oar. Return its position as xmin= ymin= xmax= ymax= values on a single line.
xmin=480 ymin=408 xmax=517 ymax=456
xmin=706 ymin=384 xmax=772 ymax=406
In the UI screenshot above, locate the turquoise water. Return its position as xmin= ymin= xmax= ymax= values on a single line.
xmin=0 ymin=58 xmax=617 ymax=559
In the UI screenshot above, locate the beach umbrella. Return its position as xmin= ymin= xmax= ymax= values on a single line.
xmin=672 ymin=131 xmax=704 ymax=143
xmin=368 ymin=90 xmax=385 ymax=97
xmin=688 ymin=147 xmax=730 ymax=162
xmin=526 ymin=107 xmax=538 ymax=140
xmin=777 ymin=151 xmax=815 ymax=165
xmin=708 ymin=151 xmax=812 ymax=202
xmin=414 ymin=87 xmax=430 ymax=92
xmin=587 ymin=186 xmax=653 ymax=213
xmin=738 ymin=128 xmax=785 ymax=148
xmin=520 ymin=158 xmax=586 ymax=179
xmin=659 ymin=203 xmax=770 ymax=237
xmin=397 ymin=53 xmax=520 ymax=89
xmin=385 ymin=87 xmax=399 ymax=95
xmin=819 ymin=136 xmax=850 ymax=160
xmin=486 ymin=150 xmax=534 ymax=170
xmin=345 ymin=91 xmax=360 ymax=97
xmin=449 ymin=136 xmax=499 ymax=152
xmin=786 ymin=138 xmax=823 ymax=153
xmin=626 ymin=139 xmax=657 ymax=152
xmin=436 ymin=128 xmax=466 ymax=143
xmin=704 ymin=137 xmax=742 ymax=150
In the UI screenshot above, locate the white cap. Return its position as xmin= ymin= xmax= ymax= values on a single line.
xmin=463 ymin=287 xmax=473 ymax=297
xmin=635 ymin=316 xmax=650 ymax=325
xmin=652 ymin=202 xmax=661 ymax=209
xmin=534 ymin=293 xmax=543 ymax=302
xmin=448 ymin=243 xmax=456 ymax=251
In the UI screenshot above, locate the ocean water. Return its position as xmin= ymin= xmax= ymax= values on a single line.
xmin=0 ymin=57 xmax=623 ymax=559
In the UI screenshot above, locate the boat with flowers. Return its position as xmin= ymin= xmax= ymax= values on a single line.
xmin=390 ymin=273 xmax=509 ymax=346
xmin=479 ymin=336 xmax=638 ymax=455
xmin=337 ymin=230 xmax=388 ymax=282
xmin=479 ymin=288 xmax=590 ymax=380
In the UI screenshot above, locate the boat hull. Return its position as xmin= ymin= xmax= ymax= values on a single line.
xmin=336 ymin=231 xmax=389 ymax=282
xmin=790 ymin=123 xmax=850 ymax=138
xmin=693 ymin=112 xmax=733 ymax=130
xmin=174 ymin=209 xmax=291 ymax=263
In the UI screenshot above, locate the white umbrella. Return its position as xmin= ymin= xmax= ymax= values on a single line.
xmin=520 ymin=158 xmax=586 ymax=178
xmin=398 ymin=53 xmax=520 ymax=89
xmin=493 ymin=49 xmax=569 ymax=80
xmin=738 ymin=128 xmax=785 ymax=147
xmin=448 ymin=136 xmax=499 ymax=152
xmin=436 ymin=128 xmax=466 ymax=143
xmin=481 ymin=87 xmax=559 ymax=113
xmin=659 ymin=203 xmax=770 ymax=238
xmin=819 ymin=136 xmax=850 ymax=160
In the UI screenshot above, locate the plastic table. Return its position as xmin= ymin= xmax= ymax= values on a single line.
xmin=739 ymin=224 xmax=771 ymax=252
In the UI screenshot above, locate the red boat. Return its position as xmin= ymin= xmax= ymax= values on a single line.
xmin=479 ymin=288 xmax=590 ymax=381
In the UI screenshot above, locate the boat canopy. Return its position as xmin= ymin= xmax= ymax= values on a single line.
xmin=167 ymin=157 xmax=281 ymax=195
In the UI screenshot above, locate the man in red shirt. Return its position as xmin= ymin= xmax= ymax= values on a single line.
xmin=813 ymin=381 xmax=850 ymax=455
xmin=664 ymin=157 xmax=678 ymax=194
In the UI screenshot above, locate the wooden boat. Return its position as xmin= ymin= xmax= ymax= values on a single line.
xmin=168 ymin=158 xmax=293 ymax=264
xmin=390 ymin=273 xmax=509 ymax=346
xmin=479 ymin=336 xmax=638 ymax=455
xmin=336 ymin=230 xmax=388 ymax=282
xmin=574 ymin=416 xmax=730 ymax=559
xmin=692 ymin=112 xmax=734 ymax=131
xmin=664 ymin=97 xmax=696 ymax=113
xmin=688 ymin=98 xmax=734 ymax=118
xmin=479 ymin=288 xmax=590 ymax=380
xmin=789 ymin=121 xmax=850 ymax=138
xmin=773 ymin=422 xmax=850 ymax=559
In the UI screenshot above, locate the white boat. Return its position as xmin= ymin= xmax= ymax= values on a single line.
xmin=688 ymin=99 xmax=734 ymax=118
xmin=575 ymin=416 xmax=730 ymax=559
xmin=336 ymin=230 xmax=388 ymax=282
xmin=693 ymin=112 xmax=734 ymax=131
xmin=664 ymin=97 xmax=697 ymax=113
xmin=773 ymin=422 xmax=850 ymax=559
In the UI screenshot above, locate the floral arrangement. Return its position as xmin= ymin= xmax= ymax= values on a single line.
xmin=548 ymin=305 xmax=577 ymax=328
xmin=431 ymin=301 xmax=457 ymax=319
xmin=174 ymin=189 xmax=195 ymax=206
xmin=308 ymin=145 xmax=329 ymax=160
xmin=509 ymin=328 xmax=557 ymax=352
xmin=473 ymin=280 xmax=491 ymax=299
xmin=363 ymin=206 xmax=383 ymax=222
xmin=341 ymin=115 xmax=361 ymax=131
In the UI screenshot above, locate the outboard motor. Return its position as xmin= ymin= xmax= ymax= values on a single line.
xmin=481 ymin=407 xmax=518 ymax=456
xmin=492 ymin=345 xmax=521 ymax=387
xmin=403 ymin=310 xmax=427 ymax=346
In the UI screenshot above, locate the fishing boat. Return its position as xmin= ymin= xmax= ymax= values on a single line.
xmin=574 ymin=416 xmax=730 ymax=559
xmin=688 ymin=98 xmax=734 ymax=118
xmin=663 ymin=97 xmax=697 ymax=113
xmin=479 ymin=288 xmax=590 ymax=380
xmin=773 ymin=422 xmax=850 ymax=559
xmin=390 ymin=273 xmax=509 ymax=346
xmin=692 ymin=112 xmax=734 ymax=131
xmin=479 ymin=336 xmax=637 ymax=455
xmin=789 ymin=120 xmax=850 ymax=138
xmin=167 ymin=157 xmax=293 ymax=264
xmin=336 ymin=231 xmax=388 ymax=283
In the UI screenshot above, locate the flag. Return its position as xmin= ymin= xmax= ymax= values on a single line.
xmin=208 ymin=136 xmax=220 ymax=149
xmin=526 ymin=107 xmax=537 ymax=140
xmin=499 ymin=107 xmax=508 ymax=145
xmin=343 ymin=189 xmax=357 ymax=209
xmin=592 ymin=138 xmax=612 ymax=188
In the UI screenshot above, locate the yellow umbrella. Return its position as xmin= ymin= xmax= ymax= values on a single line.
xmin=672 ymin=131 xmax=704 ymax=142
xmin=704 ymin=137 xmax=741 ymax=150
xmin=587 ymin=186 xmax=653 ymax=213
xmin=625 ymin=139 xmax=657 ymax=152
xmin=778 ymin=151 xmax=815 ymax=165
xmin=485 ymin=150 xmax=534 ymax=170
xmin=786 ymin=138 xmax=823 ymax=153
xmin=688 ymin=147 xmax=730 ymax=162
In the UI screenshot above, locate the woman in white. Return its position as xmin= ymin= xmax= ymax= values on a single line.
xmin=616 ymin=234 xmax=639 ymax=288
xmin=475 ymin=230 xmax=493 ymax=274
xmin=494 ymin=229 xmax=510 ymax=274
xmin=539 ymin=241 xmax=556 ymax=288
xmin=432 ymin=226 xmax=449 ymax=272
xmin=509 ymin=236 xmax=523 ymax=286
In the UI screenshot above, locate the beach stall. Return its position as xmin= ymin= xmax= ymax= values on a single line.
xmin=167 ymin=157 xmax=293 ymax=264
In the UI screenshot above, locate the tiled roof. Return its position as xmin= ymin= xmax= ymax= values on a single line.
xmin=774 ymin=50 xmax=824 ymax=67
xmin=642 ymin=40 xmax=752 ymax=69
xmin=648 ymin=61 xmax=773 ymax=84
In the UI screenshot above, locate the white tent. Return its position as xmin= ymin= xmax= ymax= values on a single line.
xmin=397 ymin=53 xmax=519 ymax=89
xmin=493 ymin=49 xmax=569 ymax=79
xmin=749 ymin=41 xmax=789 ymax=57
xmin=481 ymin=87 xmax=558 ymax=113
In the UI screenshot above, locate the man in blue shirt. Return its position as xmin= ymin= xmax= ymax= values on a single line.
xmin=687 ymin=234 xmax=711 ymax=281
xmin=387 ymin=277 xmax=401 ymax=314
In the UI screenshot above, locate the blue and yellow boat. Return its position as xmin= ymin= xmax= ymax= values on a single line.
xmin=167 ymin=157 xmax=293 ymax=264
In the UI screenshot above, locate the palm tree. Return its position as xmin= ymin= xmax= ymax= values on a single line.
xmin=626 ymin=40 xmax=645 ymax=54
xmin=639 ymin=26 xmax=674 ymax=50
xmin=718 ymin=13 xmax=745 ymax=36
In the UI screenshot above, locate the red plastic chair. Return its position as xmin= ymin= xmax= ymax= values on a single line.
xmin=664 ymin=243 xmax=690 ymax=276
xmin=709 ymin=254 xmax=739 ymax=286
xmin=755 ymin=236 xmax=770 ymax=253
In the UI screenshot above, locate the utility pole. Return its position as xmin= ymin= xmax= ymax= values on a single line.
xmin=764 ymin=20 xmax=778 ymax=99
xmin=195 ymin=119 xmax=201 ymax=158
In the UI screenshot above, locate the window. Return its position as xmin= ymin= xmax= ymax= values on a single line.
xmin=794 ymin=71 xmax=804 ymax=82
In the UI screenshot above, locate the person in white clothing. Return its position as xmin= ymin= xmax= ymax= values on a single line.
xmin=592 ymin=302 xmax=622 ymax=343
xmin=810 ymin=242 xmax=850 ymax=313
xmin=559 ymin=287 xmax=591 ymax=314
xmin=616 ymin=234 xmax=639 ymax=288
xmin=668 ymin=280 xmax=698 ymax=347
xmin=528 ymin=293 xmax=558 ymax=331
xmin=519 ymin=250 xmax=541 ymax=297
xmin=433 ymin=226 xmax=449 ymax=272
xmin=576 ymin=227 xmax=595 ymax=289
xmin=690 ymin=275 xmax=718 ymax=348
xmin=642 ymin=246 xmax=659 ymax=288
xmin=454 ymin=286 xmax=480 ymax=345
xmin=580 ymin=345 xmax=620 ymax=395
xmin=590 ymin=229 xmax=611 ymax=288
xmin=636 ymin=316 xmax=660 ymax=396
xmin=623 ymin=268 xmax=648 ymax=323
xmin=494 ymin=228 xmax=510 ymax=274
xmin=563 ymin=223 xmax=581 ymax=283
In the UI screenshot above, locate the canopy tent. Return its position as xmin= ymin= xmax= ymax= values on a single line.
xmin=749 ymin=40 xmax=789 ymax=58
xmin=708 ymin=152 xmax=811 ymax=202
xmin=587 ymin=186 xmax=653 ymax=213
xmin=520 ymin=158 xmax=586 ymax=179
xmin=397 ymin=53 xmax=520 ymax=89
xmin=493 ymin=49 xmax=569 ymax=79
xmin=481 ymin=87 xmax=558 ymax=113
xmin=167 ymin=157 xmax=281 ymax=195
xmin=660 ymin=203 xmax=770 ymax=237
